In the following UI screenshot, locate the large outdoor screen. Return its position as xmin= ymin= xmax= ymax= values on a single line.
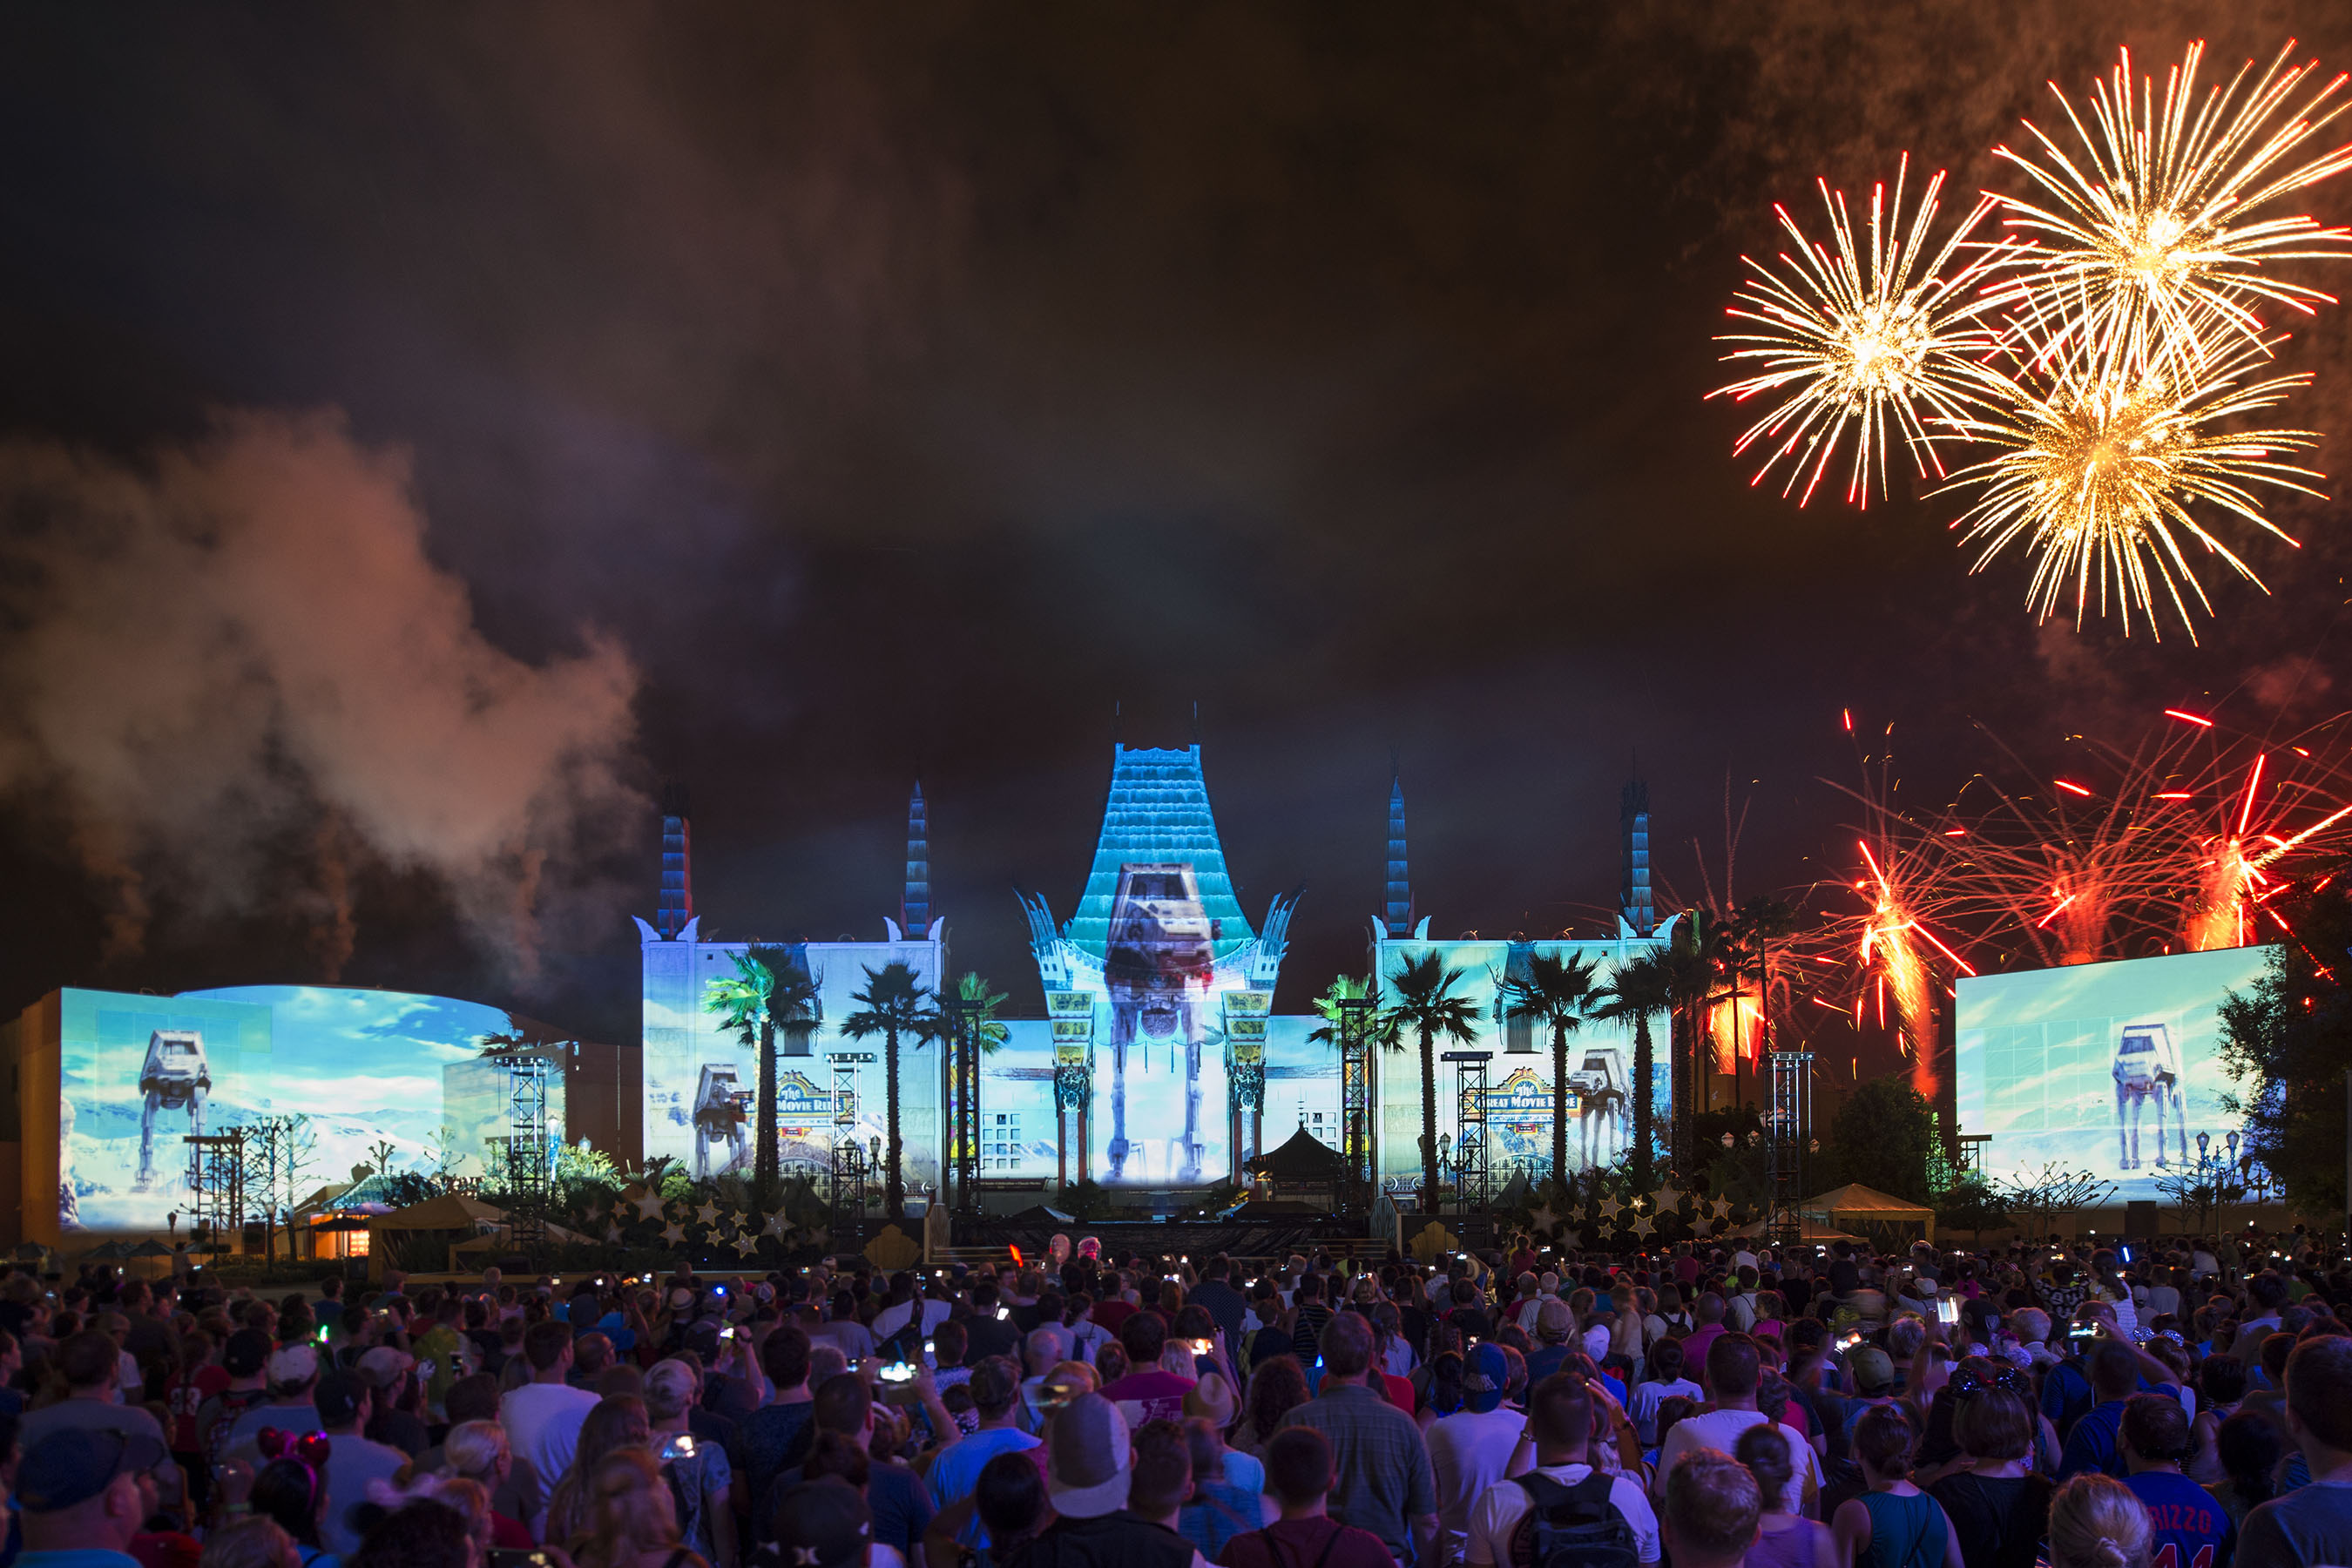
xmin=638 ymin=931 xmax=944 ymax=1195
xmin=63 ymin=985 xmax=517 ymax=1233
xmin=1954 ymin=946 xmax=2272 ymax=1196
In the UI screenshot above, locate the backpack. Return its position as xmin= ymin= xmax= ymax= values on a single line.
xmin=1508 ymin=1471 xmax=1641 ymax=1568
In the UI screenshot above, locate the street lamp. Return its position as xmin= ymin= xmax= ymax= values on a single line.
xmin=2196 ymin=1131 xmax=2210 ymax=1171
xmin=2227 ymin=1131 xmax=2240 ymax=1166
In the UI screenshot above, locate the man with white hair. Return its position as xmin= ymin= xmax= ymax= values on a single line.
xmin=1020 ymin=1321 xmax=1073 ymax=1426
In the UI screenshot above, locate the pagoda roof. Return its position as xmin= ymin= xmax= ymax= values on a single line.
xmin=1065 ymin=745 xmax=1254 ymax=960
xmin=1247 ymin=1125 xmax=1347 ymax=1180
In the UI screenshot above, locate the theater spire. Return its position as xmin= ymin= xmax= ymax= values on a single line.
xmin=902 ymin=781 xmax=931 ymax=938
xmin=1383 ymin=766 xmax=1415 ymax=939
xmin=654 ymin=783 xmax=693 ymax=940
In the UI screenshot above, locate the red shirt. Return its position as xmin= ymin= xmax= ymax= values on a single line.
xmin=1219 ymin=1515 xmax=1394 ymax=1568
xmin=1092 ymin=1299 xmax=1138 ymax=1335
xmin=1376 ymin=1371 xmax=1416 ymax=1412
xmin=166 ymin=1366 xmax=231 ymax=1451
xmin=492 ymin=1513 xmax=534 ymax=1550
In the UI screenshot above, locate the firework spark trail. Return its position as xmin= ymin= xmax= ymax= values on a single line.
xmin=1994 ymin=41 xmax=2352 ymax=382
xmin=1940 ymin=315 xmax=2323 ymax=639
xmin=1711 ymin=154 xmax=2024 ymax=506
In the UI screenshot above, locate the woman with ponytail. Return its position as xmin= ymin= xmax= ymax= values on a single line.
xmin=2046 ymin=1473 xmax=2151 ymax=1568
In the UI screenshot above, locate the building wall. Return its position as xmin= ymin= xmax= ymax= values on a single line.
xmin=1369 ymin=926 xmax=1674 ymax=1194
xmin=639 ymin=922 xmax=948 ymax=1195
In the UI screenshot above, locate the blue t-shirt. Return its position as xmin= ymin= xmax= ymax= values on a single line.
xmin=2058 ymin=1400 xmax=2129 ymax=1481
xmin=868 ymin=1461 xmax=937 ymax=1554
xmin=2127 ymin=1470 xmax=2234 ymax=1568
xmin=929 ymin=1428 xmax=1043 ymax=1546
xmin=2042 ymin=1359 xmax=2093 ymax=1440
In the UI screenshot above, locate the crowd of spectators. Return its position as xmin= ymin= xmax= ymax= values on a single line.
xmin=0 ymin=1226 xmax=2345 ymax=1568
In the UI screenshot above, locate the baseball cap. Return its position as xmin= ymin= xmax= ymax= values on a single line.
xmin=267 ymin=1343 xmax=321 ymax=1389
xmin=773 ymin=1478 xmax=874 ymax=1568
xmin=224 ymin=1328 xmax=273 ymax=1379
xmin=1536 ymin=1298 xmax=1574 ymax=1342
xmin=356 ymin=1347 xmax=416 ymax=1388
xmin=1848 ymin=1345 xmax=1896 ymax=1394
xmin=1047 ymin=1392 xmax=1132 ymax=1517
xmin=19 ymin=1427 xmax=167 ymax=1513
xmin=1463 ymin=1342 xmax=1511 ymax=1415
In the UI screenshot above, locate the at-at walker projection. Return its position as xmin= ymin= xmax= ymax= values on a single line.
xmin=135 ymin=1030 xmax=210 ymax=1194
xmin=2113 ymin=1022 xmax=2186 ymax=1172
xmin=693 ymin=1064 xmax=749 ymax=1179
xmin=1565 ymin=1044 xmax=1629 ymax=1168
xmin=1103 ymin=863 xmax=1218 ymax=1184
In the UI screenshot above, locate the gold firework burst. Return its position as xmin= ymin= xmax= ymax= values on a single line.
xmin=1942 ymin=317 xmax=2323 ymax=638
xmin=1712 ymin=155 xmax=2021 ymax=506
xmin=1996 ymin=40 xmax=2352 ymax=378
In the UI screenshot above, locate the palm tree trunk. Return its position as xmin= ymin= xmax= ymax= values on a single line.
xmin=884 ymin=1022 xmax=906 ymax=1218
xmin=1632 ymin=1011 xmax=1655 ymax=1190
xmin=1551 ymin=1022 xmax=1569 ymax=1186
xmin=757 ymin=1019 xmax=778 ymax=1206
xmin=1419 ymin=1025 xmax=1439 ymax=1207
xmin=1670 ymin=1004 xmax=1692 ymax=1174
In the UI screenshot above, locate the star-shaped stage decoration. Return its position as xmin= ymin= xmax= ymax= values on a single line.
xmin=661 ymin=1221 xmax=686 ymax=1246
xmin=762 ymin=1213 xmax=791 ymax=1239
xmin=1598 ymin=1193 xmax=1625 ymax=1223
xmin=728 ymin=1208 xmax=749 ymax=1231
xmin=733 ymin=1233 xmax=760 ymax=1258
xmin=603 ymin=1222 xmax=624 ymax=1245
xmin=1655 ymin=1185 xmax=1683 ymax=1213
xmin=1709 ymin=1196 xmax=1734 ymax=1220
xmin=695 ymin=1200 xmax=720 ymax=1227
xmin=805 ymin=1226 xmax=830 ymax=1250
xmin=1632 ymin=1212 xmax=1657 ymax=1239
xmin=634 ymin=1187 xmax=667 ymax=1221
xmin=1530 ymin=1204 xmax=1560 ymax=1235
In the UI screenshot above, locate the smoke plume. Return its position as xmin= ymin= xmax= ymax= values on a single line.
xmin=0 ymin=409 xmax=643 ymax=983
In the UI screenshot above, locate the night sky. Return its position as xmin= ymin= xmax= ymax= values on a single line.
xmin=3 ymin=3 xmax=2351 ymax=1080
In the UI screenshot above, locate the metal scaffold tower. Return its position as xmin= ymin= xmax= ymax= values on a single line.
xmin=183 ymin=1127 xmax=247 ymax=1254
xmin=1444 ymin=1050 xmax=1492 ymax=1217
xmin=829 ymin=1051 xmax=874 ymax=1243
xmin=485 ymin=1045 xmax=553 ymax=1257
xmin=1338 ymin=995 xmax=1373 ymax=1211
xmin=1766 ymin=1047 xmax=1814 ymax=1246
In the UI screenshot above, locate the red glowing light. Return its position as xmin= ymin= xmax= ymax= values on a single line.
xmin=2237 ymin=754 xmax=2267 ymax=837
xmin=2163 ymin=709 xmax=2213 ymax=727
xmin=1842 ymin=709 xmax=1854 ymax=732
xmin=2054 ymin=780 xmax=2092 ymax=797
xmin=2153 ymin=792 xmax=2192 ymax=799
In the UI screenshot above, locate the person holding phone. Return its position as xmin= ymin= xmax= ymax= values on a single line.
xmin=646 ymin=1362 xmax=736 ymax=1568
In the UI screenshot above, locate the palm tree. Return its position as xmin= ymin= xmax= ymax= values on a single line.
xmin=1716 ymin=898 xmax=1799 ymax=1109
xmin=1595 ymin=950 xmax=1674 ymax=1190
xmin=1306 ymin=975 xmax=1373 ymax=1049
xmin=704 ymin=947 xmax=819 ymax=1203
xmin=947 ymin=973 xmax=1010 ymax=1185
xmin=1501 ymin=952 xmax=1602 ymax=1186
xmin=954 ymin=972 xmax=1011 ymax=1053
xmin=1658 ymin=916 xmax=1733 ymax=1173
xmin=842 ymin=961 xmax=940 ymax=1218
xmin=1385 ymin=952 xmax=1480 ymax=1206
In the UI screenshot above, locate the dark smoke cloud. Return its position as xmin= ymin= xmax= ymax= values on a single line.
xmin=0 ymin=411 xmax=643 ymax=984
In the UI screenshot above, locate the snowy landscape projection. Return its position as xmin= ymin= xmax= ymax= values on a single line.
xmin=61 ymin=985 xmax=512 ymax=1232
xmin=1954 ymin=946 xmax=2271 ymax=1196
